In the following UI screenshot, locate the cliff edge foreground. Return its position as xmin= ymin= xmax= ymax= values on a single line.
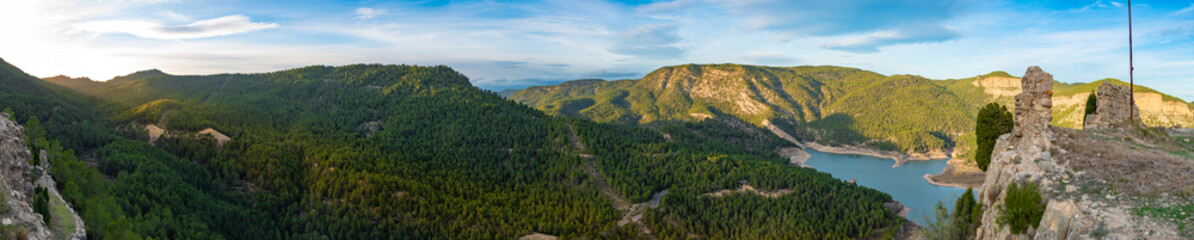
xmin=975 ymin=67 xmax=1194 ymax=239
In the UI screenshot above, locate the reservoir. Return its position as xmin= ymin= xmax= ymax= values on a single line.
xmin=802 ymin=149 xmax=967 ymax=225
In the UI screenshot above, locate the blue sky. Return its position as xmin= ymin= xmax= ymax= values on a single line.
xmin=2 ymin=0 xmax=1192 ymax=100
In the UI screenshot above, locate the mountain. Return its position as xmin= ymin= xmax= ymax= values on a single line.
xmin=6 ymin=59 xmax=915 ymax=239
xmin=510 ymin=64 xmax=1194 ymax=158
xmin=496 ymin=88 xmax=523 ymax=98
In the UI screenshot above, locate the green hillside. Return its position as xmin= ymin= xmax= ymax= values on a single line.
xmin=512 ymin=64 xmax=977 ymax=153
xmin=512 ymin=64 xmax=1194 ymax=158
xmin=12 ymin=59 xmax=911 ymax=239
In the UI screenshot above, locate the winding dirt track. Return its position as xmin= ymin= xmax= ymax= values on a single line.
xmin=565 ymin=122 xmax=661 ymax=240
xmin=157 ymin=109 xmax=177 ymax=128
xmin=201 ymin=76 xmax=232 ymax=102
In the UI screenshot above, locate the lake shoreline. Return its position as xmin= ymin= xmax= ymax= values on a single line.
xmin=800 ymin=148 xmax=967 ymax=225
xmin=797 ymin=141 xmax=950 ymax=168
xmin=923 ymin=157 xmax=986 ymax=190
xmin=798 ymin=142 xmax=984 ymax=190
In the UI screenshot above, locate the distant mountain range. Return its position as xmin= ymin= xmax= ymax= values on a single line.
xmin=510 ymin=64 xmax=1194 ymax=156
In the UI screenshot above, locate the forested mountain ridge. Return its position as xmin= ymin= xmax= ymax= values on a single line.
xmin=9 ymin=58 xmax=913 ymax=239
xmin=510 ymin=64 xmax=1194 ymax=157
xmin=511 ymin=64 xmax=976 ymax=154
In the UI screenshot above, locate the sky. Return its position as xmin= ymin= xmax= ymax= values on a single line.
xmin=1 ymin=0 xmax=1192 ymax=101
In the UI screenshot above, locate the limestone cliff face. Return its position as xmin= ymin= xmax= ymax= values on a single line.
xmin=1133 ymin=91 xmax=1194 ymax=128
xmin=971 ymin=76 xmax=1022 ymax=98
xmin=0 ymin=113 xmax=52 ymax=239
xmin=0 ymin=113 xmax=87 ymax=240
xmin=967 ymin=76 xmax=1193 ymax=129
xmin=633 ymin=64 xmax=828 ymax=123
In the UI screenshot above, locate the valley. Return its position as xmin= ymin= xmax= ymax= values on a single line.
xmin=2 ymin=58 xmax=911 ymax=239
xmin=2 ymin=57 xmax=1191 ymax=240
xmin=4 ymin=1 xmax=1193 ymax=239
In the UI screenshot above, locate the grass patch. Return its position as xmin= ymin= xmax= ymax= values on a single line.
xmin=1134 ymin=204 xmax=1194 ymax=237
xmin=0 ymin=185 xmax=8 ymax=215
xmin=1 ymin=225 xmax=30 ymax=240
xmin=49 ymin=191 xmax=76 ymax=239
xmin=1173 ymin=136 xmax=1194 ymax=160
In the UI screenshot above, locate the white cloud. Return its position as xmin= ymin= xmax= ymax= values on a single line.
xmin=1071 ymin=0 xmax=1123 ymax=12
xmin=1176 ymin=3 xmax=1194 ymax=15
xmin=156 ymin=10 xmax=191 ymax=22
xmin=75 ymin=15 xmax=278 ymax=40
xmin=609 ymin=24 xmax=685 ymax=59
xmin=356 ymin=7 xmax=386 ymax=20
xmin=821 ymin=24 xmax=958 ymax=53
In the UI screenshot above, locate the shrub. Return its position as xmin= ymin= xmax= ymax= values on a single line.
xmin=1084 ymin=92 xmax=1098 ymax=117
xmin=998 ymin=181 xmax=1045 ymax=234
xmin=29 ymin=146 xmax=39 ymax=166
xmin=923 ymin=188 xmax=984 ymax=240
xmin=1084 ymin=92 xmax=1097 ymax=126
xmin=976 ymin=103 xmax=1013 ymax=171
xmin=953 ymin=188 xmax=984 ymax=238
xmin=0 ymin=186 xmax=7 ymax=215
xmin=33 ymin=186 xmax=50 ymax=225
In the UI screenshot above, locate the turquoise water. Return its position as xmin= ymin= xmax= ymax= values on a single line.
xmin=802 ymin=149 xmax=967 ymax=225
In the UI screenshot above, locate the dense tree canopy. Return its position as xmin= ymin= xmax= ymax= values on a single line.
xmin=0 ymin=60 xmax=912 ymax=239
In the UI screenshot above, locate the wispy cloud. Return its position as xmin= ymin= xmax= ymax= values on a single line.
xmin=490 ymin=61 xmax=528 ymax=69
xmin=75 ymin=15 xmax=278 ymax=40
xmin=1176 ymin=3 xmax=1194 ymax=15
xmin=609 ymin=24 xmax=684 ymax=59
xmin=822 ymin=25 xmax=959 ymax=53
xmin=1071 ymin=0 xmax=1124 ymax=12
xmin=356 ymin=8 xmax=386 ymax=20
xmin=641 ymin=0 xmax=972 ymax=53
xmin=584 ymin=70 xmax=640 ymax=79
xmin=3 ymin=0 xmax=1194 ymax=101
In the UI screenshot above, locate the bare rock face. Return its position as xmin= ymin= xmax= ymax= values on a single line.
xmin=1012 ymin=66 xmax=1054 ymax=149
xmin=974 ymin=67 xmax=1186 ymax=239
xmin=1084 ymin=81 xmax=1142 ymax=130
xmin=0 ymin=113 xmax=52 ymax=240
xmin=976 ymin=67 xmax=1056 ymax=240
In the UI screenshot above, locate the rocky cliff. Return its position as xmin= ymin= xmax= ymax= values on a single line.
xmin=975 ymin=67 xmax=1194 ymax=239
xmin=1 ymin=113 xmax=52 ymax=239
xmin=0 ymin=113 xmax=86 ymax=240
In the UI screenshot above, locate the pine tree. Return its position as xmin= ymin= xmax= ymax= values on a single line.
xmin=975 ymin=103 xmax=1013 ymax=171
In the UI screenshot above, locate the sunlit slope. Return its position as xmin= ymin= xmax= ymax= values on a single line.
xmin=513 ymin=64 xmax=977 ymax=153
xmin=40 ymin=62 xmax=910 ymax=239
xmin=513 ymin=65 xmax=1194 ymax=155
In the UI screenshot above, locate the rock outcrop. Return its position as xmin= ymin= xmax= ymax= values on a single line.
xmin=975 ymin=67 xmax=1189 ymax=239
xmin=0 ymin=113 xmax=52 ymax=239
xmin=1084 ymin=81 xmax=1142 ymax=130
xmin=1 ymin=113 xmax=87 ymax=240
xmin=976 ymin=66 xmax=1056 ymax=240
